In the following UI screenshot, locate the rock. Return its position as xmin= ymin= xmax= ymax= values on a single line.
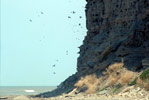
xmin=68 ymin=88 xmax=77 ymax=95
xmin=77 ymin=0 xmax=148 ymax=73
xmin=142 ymin=57 xmax=149 ymax=66
xmin=122 ymin=86 xmax=134 ymax=93
xmin=98 ymin=90 xmax=108 ymax=95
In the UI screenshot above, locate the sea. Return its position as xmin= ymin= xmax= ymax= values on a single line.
xmin=0 ymin=86 xmax=56 ymax=96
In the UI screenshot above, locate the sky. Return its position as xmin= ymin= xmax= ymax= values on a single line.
xmin=0 ymin=0 xmax=87 ymax=86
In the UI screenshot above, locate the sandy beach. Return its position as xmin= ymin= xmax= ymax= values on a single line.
xmin=1 ymin=86 xmax=148 ymax=100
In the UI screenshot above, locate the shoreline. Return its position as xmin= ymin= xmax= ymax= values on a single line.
xmin=1 ymin=86 xmax=148 ymax=100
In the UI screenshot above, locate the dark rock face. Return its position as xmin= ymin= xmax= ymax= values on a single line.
xmin=35 ymin=74 xmax=79 ymax=97
xmin=77 ymin=0 xmax=149 ymax=74
xmin=35 ymin=0 xmax=149 ymax=97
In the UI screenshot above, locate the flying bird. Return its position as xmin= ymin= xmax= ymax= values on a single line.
xmin=68 ymin=16 xmax=71 ymax=18
xmin=29 ymin=19 xmax=32 ymax=22
xmin=72 ymin=11 xmax=76 ymax=14
xmin=66 ymin=51 xmax=68 ymax=55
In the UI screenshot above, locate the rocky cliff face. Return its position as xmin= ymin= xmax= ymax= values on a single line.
xmin=77 ymin=0 xmax=149 ymax=75
xmin=36 ymin=0 xmax=149 ymax=97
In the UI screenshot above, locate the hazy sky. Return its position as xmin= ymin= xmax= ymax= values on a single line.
xmin=1 ymin=0 xmax=87 ymax=86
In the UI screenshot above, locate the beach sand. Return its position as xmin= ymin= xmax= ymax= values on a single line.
xmin=1 ymin=86 xmax=148 ymax=100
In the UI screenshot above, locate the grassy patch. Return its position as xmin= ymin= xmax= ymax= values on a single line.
xmin=128 ymin=77 xmax=137 ymax=86
xmin=137 ymin=68 xmax=149 ymax=91
xmin=140 ymin=68 xmax=149 ymax=82
xmin=111 ymin=84 xmax=122 ymax=93
xmin=111 ymin=88 xmax=119 ymax=93
xmin=98 ymin=86 xmax=108 ymax=92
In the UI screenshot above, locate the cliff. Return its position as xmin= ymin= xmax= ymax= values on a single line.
xmin=35 ymin=0 xmax=149 ymax=97
xmin=78 ymin=0 xmax=149 ymax=74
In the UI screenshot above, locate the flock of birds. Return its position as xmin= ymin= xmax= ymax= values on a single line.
xmin=29 ymin=12 xmax=44 ymax=22
xmin=29 ymin=10 xmax=84 ymax=75
xmin=51 ymin=50 xmax=69 ymax=75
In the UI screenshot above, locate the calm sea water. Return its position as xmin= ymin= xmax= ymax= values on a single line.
xmin=0 ymin=86 xmax=56 ymax=96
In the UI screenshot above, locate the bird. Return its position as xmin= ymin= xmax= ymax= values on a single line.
xmin=76 ymin=38 xmax=80 ymax=40
xmin=66 ymin=51 xmax=68 ymax=55
xmin=41 ymin=12 xmax=44 ymax=14
xmin=72 ymin=11 xmax=76 ymax=14
xmin=68 ymin=16 xmax=71 ymax=18
xmin=29 ymin=19 xmax=32 ymax=22
xmin=79 ymin=23 xmax=81 ymax=26
xmin=52 ymin=64 xmax=56 ymax=67
xmin=79 ymin=16 xmax=82 ymax=18
xmin=53 ymin=72 xmax=56 ymax=74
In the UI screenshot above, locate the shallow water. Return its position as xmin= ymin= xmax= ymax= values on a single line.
xmin=0 ymin=86 xmax=56 ymax=96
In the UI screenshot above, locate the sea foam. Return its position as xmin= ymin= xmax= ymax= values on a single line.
xmin=24 ymin=90 xmax=35 ymax=92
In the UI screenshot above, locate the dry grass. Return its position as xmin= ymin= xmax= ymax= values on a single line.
xmin=137 ymin=77 xmax=143 ymax=86
xmin=105 ymin=63 xmax=123 ymax=86
xmin=75 ymin=63 xmax=137 ymax=93
xmin=137 ymin=77 xmax=149 ymax=90
xmin=144 ymin=82 xmax=149 ymax=91
xmin=105 ymin=63 xmax=136 ymax=86
xmin=137 ymin=69 xmax=149 ymax=91
xmin=108 ymin=75 xmax=119 ymax=86
xmin=106 ymin=63 xmax=124 ymax=73
xmin=119 ymin=71 xmax=135 ymax=86
xmin=75 ymin=74 xmax=99 ymax=93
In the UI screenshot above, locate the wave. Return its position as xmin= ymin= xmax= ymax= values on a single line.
xmin=24 ymin=90 xmax=35 ymax=92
